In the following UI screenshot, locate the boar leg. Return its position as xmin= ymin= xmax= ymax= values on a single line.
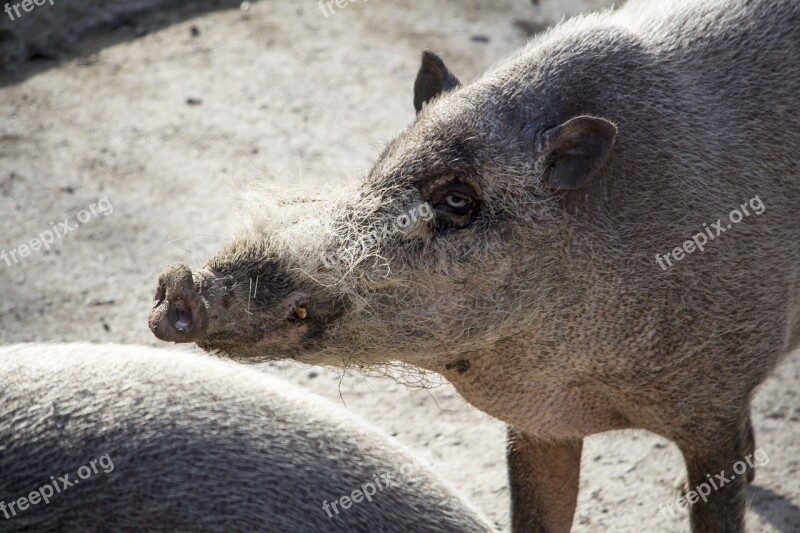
xmin=677 ymin=416 xmax=751 ymax=533
xmin=507 ymin=427 xmax=582 ymax=533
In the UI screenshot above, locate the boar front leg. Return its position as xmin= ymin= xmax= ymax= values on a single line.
xmin=506 ymin=428 xmax=582 ymax=533
xmin=677 ymin=415 xmax=752 ymax=533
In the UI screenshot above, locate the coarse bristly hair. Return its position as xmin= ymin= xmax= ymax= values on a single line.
xmin=223 ymin=166 xmax=567 ymax=372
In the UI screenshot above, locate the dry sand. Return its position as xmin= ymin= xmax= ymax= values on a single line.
xmin=0 ymin=0 xmax=798 ymax=531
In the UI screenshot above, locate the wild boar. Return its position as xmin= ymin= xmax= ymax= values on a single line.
xmin=150 ymin=0 xmax=800 ymax=530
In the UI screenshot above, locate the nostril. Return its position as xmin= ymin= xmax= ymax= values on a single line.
xmin=171 ymin=299 xmax=193 ymax=333
xmin=149 ymin=263 xmax=209 ymax=343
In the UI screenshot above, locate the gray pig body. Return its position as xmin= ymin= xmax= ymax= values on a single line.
xmin=0 ymin=343 xmax=491 ymax=533
xmin=150 ymin=0 xmax=800 ymax=531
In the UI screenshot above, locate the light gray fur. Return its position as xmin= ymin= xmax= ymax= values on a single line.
xmin=0 ymin=343 xmax=492 ymax=533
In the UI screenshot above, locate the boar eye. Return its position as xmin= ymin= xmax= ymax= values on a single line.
xmin=445 ymin=193 xmax=470 ymax=211
xmin=429 ymin=182 xmax=479 ymax=229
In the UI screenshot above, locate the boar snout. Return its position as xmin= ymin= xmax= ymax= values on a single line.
xmin=149 ymin=263 xmax=208 ymax=343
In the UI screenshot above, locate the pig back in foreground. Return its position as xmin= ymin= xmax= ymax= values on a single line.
xmin=0 ymin=343 xmax=492 ymax=533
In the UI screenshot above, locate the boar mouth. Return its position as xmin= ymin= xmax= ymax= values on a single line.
xmin=195 ymin=319 xmax=331 ymax=361
xmin=198 ymin=331 xmax=304 ymax=359
xmin=149 ymin=262 xmax=347 ymax=360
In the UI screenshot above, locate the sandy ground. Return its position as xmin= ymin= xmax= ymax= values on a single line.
xmin=0 ymin=1 xmax=798 ymax=531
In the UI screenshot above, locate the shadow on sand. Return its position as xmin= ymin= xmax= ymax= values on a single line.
xmin=750 ymin=485 xmax=800 ymax=532
xmin=0 ymin=0 xmax=248 ymax=88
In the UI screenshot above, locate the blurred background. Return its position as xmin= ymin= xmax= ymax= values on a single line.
xmin=1 ymin=1 xmax=798 ymax=531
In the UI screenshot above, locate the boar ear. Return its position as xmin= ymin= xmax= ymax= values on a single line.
xmin=414 ymin=50 xmax=461 ymax=114
xmin=539 ymin=116 xmax=617 ymax=190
